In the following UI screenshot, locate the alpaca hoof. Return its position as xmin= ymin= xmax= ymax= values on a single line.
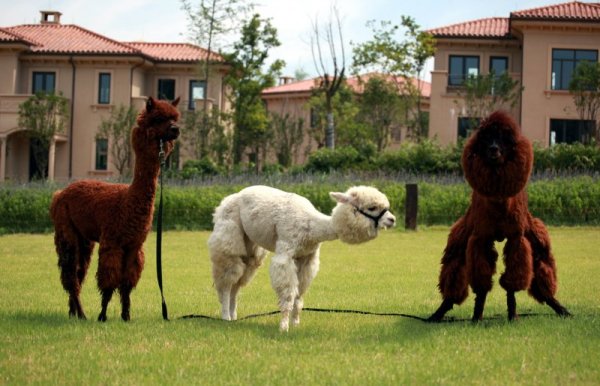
xmin=425 ymin=314 xmax=443 ymax=323
xmin=279 ymin=320 xmax=290 ymax=332
xmin=98 ymin=313 xmax=107 ymax=322
xmin=121 ymin=313 xmax=130 ymax=322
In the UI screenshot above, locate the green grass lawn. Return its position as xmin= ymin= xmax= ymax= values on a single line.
xmin=1 ymin=227 xmax=599 ymax=385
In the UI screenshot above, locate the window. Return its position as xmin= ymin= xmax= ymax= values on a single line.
xmin=457 ymin=117 xmax=480 ymax=140
xmin=552 ymin=49 xmax=598 ymax=90
xmin=490 ymin=57 xmax=508 ymax=77
xmin=188 ymin=80 xmax=206 ymax=110
xmin=95 ymin=138 xmax=108 ymax=170
xmin=550 ymin=119 xmax=595 ymax=145
xmin=98 ymin=72 xmax=111 ymax=104
xmin=158 ymin=79 xmax=175 ymax=100
xmin=32 ymin=72 xmax=56 ymax=93
xmin=448 ymin=55 xmax=479 ymax=86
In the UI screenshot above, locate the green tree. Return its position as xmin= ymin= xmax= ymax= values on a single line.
xmin=181 ymin=0 xmax=253 ymax=155
xmin=569 ymin=60 xmax=600 ymax=145
xmin=268 ymin=112 xmax=305 ymax=167
xmin=18 ymin=91 xmax=69 ymax=180
xmin=352 ymin=16 xmax=435 ymax=139
xmin=97 ymin=104 xmax=137 ymax=177
xmin=224 ymin=14 xmax=284 ymax=169
xmin=358 ymin=75 xmax=402 ymax=151
xmin=454 ymin=71 xmax=522 ymax=132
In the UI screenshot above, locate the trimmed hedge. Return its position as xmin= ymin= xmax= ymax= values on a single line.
xmin=0 ymin=176 xmax=599 ymax=235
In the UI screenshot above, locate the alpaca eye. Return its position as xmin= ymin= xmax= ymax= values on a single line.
xmin=367 ymin=206 xmax=377 ymax=212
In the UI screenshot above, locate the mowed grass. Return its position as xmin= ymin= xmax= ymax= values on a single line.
xmin=1 ymin=227 xmax=599 ymax=385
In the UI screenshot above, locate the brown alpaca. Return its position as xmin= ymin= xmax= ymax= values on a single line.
xmin=428 ymin=111 xmax=571 ymax=322
xmin=50 ymin=97 xmax=180 ymax=321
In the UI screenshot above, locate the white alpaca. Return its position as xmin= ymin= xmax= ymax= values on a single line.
xmin=208 ymin=185 xmax=396 ymax=331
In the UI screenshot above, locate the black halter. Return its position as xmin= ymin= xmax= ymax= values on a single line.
xmin=354 ymin=206 xmax=389 ymax=228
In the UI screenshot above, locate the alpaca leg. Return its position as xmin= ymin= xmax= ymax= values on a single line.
xmin=98 ymin=289 xmax=114 ymax=322
xmin=96 ymin=244 xmax=124 ymax=322
xmin=227 ymin=245 xmax=266 ymax=321
xmin=292 ymin=250 xmax=320 ymax=327
xmin=428 ymin=218 xmax=470 ymax=322
xmin=119 ymin=285 xmax=133 ymax=321
xmin=211 ymin=253 xmax=246 ymax=321
xmin=118 ymin=248 xmax=145 ymax=321
xmin=500 ymin=236 xmax=533 ymax=320
xmin=526 ymin=220 xmax=571 ymax=317
xmin=467 ymin=236 xmax=497 ymax=322
xmin=270 ymin=247 xmax=298 ymax=332
xmin=54 ymin=227 xmax=91 ymax=320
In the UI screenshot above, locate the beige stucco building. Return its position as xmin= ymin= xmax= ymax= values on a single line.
xmin=261 ymin=73 xmax=431 ymax=164
xmin=0 ymin=10 xmax=229 ymax=182
xmin=428 ymin=1 xmax=600 ymax=146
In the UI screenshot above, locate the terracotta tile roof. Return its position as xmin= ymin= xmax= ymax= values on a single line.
xmin=511 ymin=1 xmax=600 ymax=20
xmin=2 ymin=23 xmax=221 ymax=62
xmin=262 ymin=73 xmax=431 ymax=98
xmin=428 ymin=17 xmax=511 ymax=38
xmin=0 ymin=27 xmax=34 ymax=44
xmin=262 ymin=78 xmax=319 ymax=95
xmin=429 ymin=1 xmax=600 ymax=39
xmin=126 ymin=42 xmax=224 ymax=62
xmin=6 ymin=24 xmax=138 ymax=55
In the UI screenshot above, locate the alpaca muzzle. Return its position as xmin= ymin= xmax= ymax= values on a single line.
xmin=163 ymin=124 xmax=180 ymax=141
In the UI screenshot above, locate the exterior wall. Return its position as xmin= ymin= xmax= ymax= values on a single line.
xmin=429 ymin=39 xmax=522 ymax=145
xmin=263 ymin=92 xmax=317 ymax=165
xmin=518 ymin=23 xmax=600 ymax=146
xmin=0 ymin=47 xmax=21 ymax=94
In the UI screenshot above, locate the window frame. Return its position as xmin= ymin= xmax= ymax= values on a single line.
xmin=489 ymin=56 xmax=508 ymax=77
xmin=549 ymin=118 xmax=595 ymax=145
xmin=98 ymin=72 xmax=111 ymax=104
xmin=457 ymin=117 xmax=481 ymax=140
xmin=448 ymin=55 xmax=480 ymax=86
xmin=157 ymin=78 xmax=176 ymax=101
xmin=32 ymin=71 xmax=56 ymax=94
xmin=551 ymin=48 xmax=598 ymax=90
xmin=188 ymin=80 xmax=207 ymax=110
xmin=95 ymin=138 xmax=108 ymax=170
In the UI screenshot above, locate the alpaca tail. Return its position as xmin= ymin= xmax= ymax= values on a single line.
xmin=49 ymin=189 xmax=63 ymax=223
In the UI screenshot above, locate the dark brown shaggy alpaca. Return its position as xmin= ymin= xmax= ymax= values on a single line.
xmin=50 ymin=97 xmax=180 ymax=321
xmin=428 ymin=110 xmax=571 ymax=322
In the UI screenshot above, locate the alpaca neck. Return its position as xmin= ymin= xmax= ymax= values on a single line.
xmin=313 ymin=214 xmax=339 ymax=242
xmin=127 ymin=153 xmax=160 ymax=208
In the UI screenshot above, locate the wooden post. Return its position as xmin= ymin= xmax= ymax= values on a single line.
xmin=405 ymin=183 xmax=418 ymax=230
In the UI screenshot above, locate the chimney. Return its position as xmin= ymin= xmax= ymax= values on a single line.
xmin=40 ymin=11 xmax=62 ymax=25
xmin=279 ymin=76 xmax=294 ymax=85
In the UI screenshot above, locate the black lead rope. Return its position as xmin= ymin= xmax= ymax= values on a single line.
xmin=156 ymin=140 xmax=169 ymax=321
xmin=179 ymin=308 xmax=546 ymax=323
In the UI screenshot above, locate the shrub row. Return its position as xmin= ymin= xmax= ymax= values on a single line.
xmin=302 ymin=142 xmax=600 ymax=175
xmin=1 ymin=176 xmax=598 ymax=235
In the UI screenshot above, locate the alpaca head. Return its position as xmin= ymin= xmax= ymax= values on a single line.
xmin=329 ymin=186 xmax=395 ymax=244
xmin=462 ymin=110 xmax=533 ymax=198
xmin=133 ymin=97 xmax=181 ymax=159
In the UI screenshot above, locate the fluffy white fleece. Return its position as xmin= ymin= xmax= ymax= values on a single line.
xmin=208 ymin=185 xmax=396 ymax=331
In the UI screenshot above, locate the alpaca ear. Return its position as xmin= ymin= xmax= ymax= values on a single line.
xmin=330 ymin=192 xmax=355 ymax=205
xmin=171 ymin=97 xmax=180 ymax=107
xmin=146 ymin=97 xmax=155 ymax=112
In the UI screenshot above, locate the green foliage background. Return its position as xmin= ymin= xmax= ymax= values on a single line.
xmin=1 ymin=176 xmax=599 ymax=235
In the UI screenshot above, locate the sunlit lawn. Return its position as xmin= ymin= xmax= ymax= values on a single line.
xmin=1 ymin=227 xmax=599 ymax=385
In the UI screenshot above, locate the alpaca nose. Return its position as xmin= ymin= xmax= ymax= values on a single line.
xmin=169 ymin=124 xmax=180 ymax=139
xmin=488 ymin=142 xmax=501 ymax=158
